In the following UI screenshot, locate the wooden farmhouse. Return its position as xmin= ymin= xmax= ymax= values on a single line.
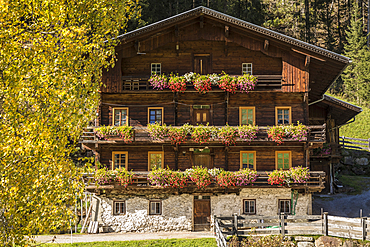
xmin=80 ymin=7 xmax=362 ymax=233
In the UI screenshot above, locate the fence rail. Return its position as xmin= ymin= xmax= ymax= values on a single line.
xmin=340 ymin=136 xmax=370 ymax=151
xmin=214 ymin=213 xmax=369 ymax=246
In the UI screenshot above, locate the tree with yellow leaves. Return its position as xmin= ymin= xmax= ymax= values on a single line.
xmin=0 ymin=0 xmax=140 ymax=245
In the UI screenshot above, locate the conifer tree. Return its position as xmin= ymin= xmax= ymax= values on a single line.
xmin=342 ymin=2 xmax=370 ymax=105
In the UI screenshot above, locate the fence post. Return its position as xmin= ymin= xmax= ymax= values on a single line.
xmin=341 ymin=136 xmax=345 ymax=149
xmin=233 ymin=213 xmax=238 ymax=236
xmin=323 ymin=212 xmax=328 ymax=236
xmin=368 ymin=138 xmax=370 ymax=152
xmin=280 ymin=213 xmax=285 ymax=237
xmin=362 ymin=217 xmax=367 ymax=241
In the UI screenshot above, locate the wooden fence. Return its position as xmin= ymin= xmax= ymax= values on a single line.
xmin=340 ymin=136 xmax=370 ymax=152
xmin=214 ymin=213 xmax=369 ymax=246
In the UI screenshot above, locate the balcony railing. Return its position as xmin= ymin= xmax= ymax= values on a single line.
xmin=83 ymin=171 xmax=325 ymax=193
xmin=80 ymin=124 xmax=326 ymax=144
xmin=120 ymin=74 xmax=282 ymax=92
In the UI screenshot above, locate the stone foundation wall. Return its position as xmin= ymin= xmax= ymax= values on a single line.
xmin=93 ymin=188 xmax=312 ymax=233
xmin=212 ymin=188 xmax=312 ymax=217
xmin=95 ymin=194 xmax=193 ymax=233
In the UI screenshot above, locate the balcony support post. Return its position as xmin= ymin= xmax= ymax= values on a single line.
xmin=225 ymin=92 xmax=229 ymax=125
xmin=175 ymin=144 xmax=179 ymax=170
xmin=174 ymin=92 xmax=178 ymax=126
xmin=225 ymin=147 xmax=229 ymax=170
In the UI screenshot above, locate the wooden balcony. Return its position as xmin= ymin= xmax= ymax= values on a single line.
xmin=79 ymin=124 xmax=326 ymax=144
xmin=120 ymin=74 xmax=282 ymax=92
xmin=83 ymin=171 xmax=325 ymax=193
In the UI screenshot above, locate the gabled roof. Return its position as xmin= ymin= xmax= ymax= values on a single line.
xmin=316 ymin=95 xmax=362 ymax=125
xmin=118 ymin=6 xmax=350 ymax=64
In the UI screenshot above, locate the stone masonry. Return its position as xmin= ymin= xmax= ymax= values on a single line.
xmin=93 ymin=188 xmax=312 ymax=233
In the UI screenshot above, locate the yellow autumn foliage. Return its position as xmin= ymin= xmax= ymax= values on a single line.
xmin=0 ymin=0 xmax=140 ymax=245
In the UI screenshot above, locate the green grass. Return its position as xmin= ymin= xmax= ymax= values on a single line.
xmin=44 ymin=238 xmax=217 ymax=247
xmin=325 ymin=94 xmax=370 ymax=140
xmin=338 ymin=175 xmax=370 ymax=194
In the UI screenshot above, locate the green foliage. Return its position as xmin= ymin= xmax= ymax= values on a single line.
xmin=115 ymin=168 xmax=134 ymax=188
xmin=148 ymin=167 xmax=188 ymax=188
xmin=267 ymin=122 xmax=308 ymax=144
xmin=95 ymin=126 xmax=134 ymax=143
xmin=217 ymin=125 xmax=237 ymax=146
xmin=192 ymin=124 xmax=217 ymax=144
xmin=185 ymin=166 xmax=213 ymax=189
xmin=147 ymin=122 xmax=168 ymax=141
xmin=268 ymin=167 xmax=310 ymax=186
xmin=341 ymin=2 xmax=370 ymax=106
xmin=45 ymin=238 xmax=217 ymax=246
xmin=228 ymin=234 xmax=295 ymax=247
xmin=0 ymin=0 xmax=140 ymax=245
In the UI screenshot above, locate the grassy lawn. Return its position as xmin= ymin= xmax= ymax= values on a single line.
xmin=339 ymin=175 xmax=370 ymax=194
xmin=44 ymin=238 xmax=217 ymax=247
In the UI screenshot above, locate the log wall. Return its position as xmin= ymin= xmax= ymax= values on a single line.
xmin=101 ymin=92 xmax=306 ymax=127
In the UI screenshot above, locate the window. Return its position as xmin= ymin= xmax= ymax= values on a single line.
xmin=279 ymin=199 xmax=291 ymax=214
xmin=112 ymin=151 xmax=128 ymax=170
xmin=148 ymin=107 xmax=163 ymax=125
xmin=240 ymin=151 xmax=256 ymax=170
xmin=239 ymin=107 xmax=255 ymax=125
xmin=148 ymin=151 xmax=164 ymax=170
xmin=149 ymin=201 xmax=162 ymax=215
xmin=113 ymin=108 xmax=129 ymax=126
xmin=243 ymin=199 xmax=256 ymax=214
xmin=242 ymin=63 xmax=252 ymax=75
xmin=275 ymin=107 xmax=291 ymax=125
xmin=113 ymin=201 xmax=126 ymax=215
xmin=151 ymin=63 xmax=161 ymax=75
xmin=275 ymin=151 xmax=291 ymax=170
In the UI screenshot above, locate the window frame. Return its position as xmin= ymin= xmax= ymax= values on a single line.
xmin=239 ymin=107 xmax=256 ymax=125
xmin=149 ymin=200 xmax=162 ymax=215
xmin=113 ymin=201 xmax=126 ymax=215
xmin=148 ymin=107 xmax=164 ymax=125
xmin=275 ymin=106 xmax=292 ymax=125
xmin=278 ymin=199 xmax=291 ymax=214
xmin=148 ymin=151 xmax=164 ymax=171
xmin=112 ymin=151 xmax=128 ymax=170
xmin=113 ymin=107 xmax=129 ymax=126
xmin=151 ymin=63 xmax=161 ymax=75
xmin=275 ymin=151 xmax=292 ymax=170
xmin=243 ymin=199 xmax=256 ymax=215
xmin=240 ymin=151 xmax=257 ymax=170
xmin=242 ymin=63 xmax=253 ymax=75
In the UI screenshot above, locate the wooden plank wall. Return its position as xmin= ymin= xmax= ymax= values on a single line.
xmin=99 ymin=144 xmax=305 ymax=171
xmin=101 ymin=17 xmax=310 ymax=93
xmin=101 ymin=92 xmax=306 ymax=127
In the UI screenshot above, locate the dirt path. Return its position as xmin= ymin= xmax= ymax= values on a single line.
xmin=35 ymin=231 xmax=215 ymax=244
xmin=312 ymin=190 xmax=370 ymax=217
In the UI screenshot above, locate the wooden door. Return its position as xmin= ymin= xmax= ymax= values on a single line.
xmin=194 ymin=154 xmax=210 ymax=168
xmin=193 ymin=198 xmax=211 ymax=231
xmin=194 ymin=55 xmax=211 ymax=75
xmin=194 ymin=109 xmax=209 ymax=125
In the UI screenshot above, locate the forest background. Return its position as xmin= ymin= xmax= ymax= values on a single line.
xmin=128 ymin=0 xmax=370 ymax=138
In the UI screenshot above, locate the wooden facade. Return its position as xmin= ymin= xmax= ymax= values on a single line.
xmin=81 ymin=7 xmax=361 ymax=192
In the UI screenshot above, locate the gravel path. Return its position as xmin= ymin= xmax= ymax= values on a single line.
xmin=312 ymin=190 xmax=370 ymax=217
xmin=35 ymin=231 xmax=215 ymax=244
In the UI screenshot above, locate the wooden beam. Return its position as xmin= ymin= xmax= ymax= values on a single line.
xmin=225 ymin=25 xmax=230 ymax=38
xmin=264 ymin=39 xmax=269 ymax=51
xmin=175 ymin=24 xmax=179 ymax=37
xmin=292 ymin=48 xmax=326 ymax=62
xmin=305 ymin=56 xmax=311 ymax=68
xmin=200 ymin=16 xmax=204 ymax=28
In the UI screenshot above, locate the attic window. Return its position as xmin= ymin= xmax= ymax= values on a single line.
xmin=151 ymin=63 xmax=161 ymax=75
xmin=242 ymin=63 xmax=252 ymax=75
